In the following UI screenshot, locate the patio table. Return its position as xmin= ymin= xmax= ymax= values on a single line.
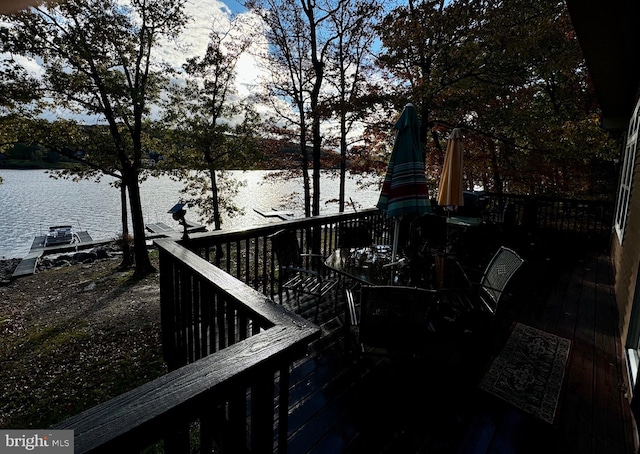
xmin=324 ymin=246 xmax=470 ymax=290
xmin=446 ymin=215 xmax=482 ymax=227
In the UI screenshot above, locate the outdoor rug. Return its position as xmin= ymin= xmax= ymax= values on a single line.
xmin=478 ymin=323 xmax=571 ymax=424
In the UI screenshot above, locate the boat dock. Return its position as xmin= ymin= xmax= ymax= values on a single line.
xmin=11 ymin=250 xmax=44 ymax=278
xmin=12 ymin=221 xmax=207 ymax=279
xmin=253 ymin=208 xmax=294 ymax=220
xmin=145 ymin=223 xmax=177 ymax=236
xmin=12 ymin=231 xmax=94 ymax=278
xmin=146 ymin=221 xmax=207 ymax=238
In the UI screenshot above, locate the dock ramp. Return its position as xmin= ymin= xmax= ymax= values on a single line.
xmin=12 ymin=231 xmax=95 ymax=278
xmin=12 ymin=250 xmax=44 ymax=278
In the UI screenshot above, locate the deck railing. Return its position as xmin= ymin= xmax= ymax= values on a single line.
xmin=482 ymin=192 xmax=613 ymax=236
xmin=52 ymin=194 xmax=613 ymax=453
xmin=180 ymin=208 xmax=390 ymax=308
xmin=54 ymin=240 xmax=321 ymax=453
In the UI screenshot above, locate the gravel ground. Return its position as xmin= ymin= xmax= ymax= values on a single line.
xmin=0 ymin=246 xmax=166 ymax=429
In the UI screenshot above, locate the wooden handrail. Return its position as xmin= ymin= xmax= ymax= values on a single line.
xmin=481 ymin=192 xmax=613 ymax=234
xmin=54 ymin=240 xmax=320 ymax=453
xmin=178 ymin=208 xmax=390 ymax=305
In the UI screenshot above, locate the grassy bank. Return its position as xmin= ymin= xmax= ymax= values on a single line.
xmin=0 ymin=251 xmax=166 ymax=429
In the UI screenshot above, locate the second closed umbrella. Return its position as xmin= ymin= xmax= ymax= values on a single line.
xmin=437 ymin=128 xmax=465 ymax=210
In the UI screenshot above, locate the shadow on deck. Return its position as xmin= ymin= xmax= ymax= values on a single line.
xmin=281 ymin=229 xmax=638 ymax=454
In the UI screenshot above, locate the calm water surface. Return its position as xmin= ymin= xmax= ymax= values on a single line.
xmin=0 ymin=169 xmax=380 ymax=259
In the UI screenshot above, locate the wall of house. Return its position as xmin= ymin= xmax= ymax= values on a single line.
xmin=611 ymin=157 xmax=640 ymax=346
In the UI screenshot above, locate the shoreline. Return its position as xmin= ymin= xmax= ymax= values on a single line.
xmin=0 ymin=241 xmax=121 ymax=284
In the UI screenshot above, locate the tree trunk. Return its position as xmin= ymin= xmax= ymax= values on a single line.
xmin=302 ymin=155 xmax=311 ymax=218
xmin=312 ymin=137 xmax=321 ymax=217
xmin=119 ymin=181 xmax=133 ymax=268
xmin=300 ymin=116 xmax=311 ymax=218
xmin=125 ymin=170 xmax=155 ymax=277
xmin=491 ymin=142 xmax=504 ymax=196
xmin=209 ymin=166 xmax=221 ymax=231
xmin=339 ymin=112 xmax=347 ymax=212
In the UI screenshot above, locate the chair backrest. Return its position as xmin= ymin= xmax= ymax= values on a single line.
xmin=478 ymin=246 xmax=524 ymax=314
xmin=338 ymin=223 xmax=372 ymax=248
xmin=359 ymin=285 xmax=438 ymax=351
xmin=270 ymin=229 xmax=302 ymax=269
xmin=420 ymin=214 xmax=447 ymax=247
xmin=414 ymin=214 xmax=447 ymax=252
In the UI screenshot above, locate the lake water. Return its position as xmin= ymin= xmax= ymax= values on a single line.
xmin=0 ymin=169 xmax=381 ymax=259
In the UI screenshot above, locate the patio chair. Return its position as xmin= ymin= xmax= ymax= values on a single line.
xmin=270 ymin=229 xmax=338 ymax=320
xmin=335 ymin=223 xmax=374 ymax=291
xmin=337 ymin=222 xmax=373 ymax=249
xmin=345 ymin=285 xmax=440 ymax=358
xmin=436 ymin=246 xmax=524 ymax=331
xmin=411 ymin=213 xmax=448 ymax=255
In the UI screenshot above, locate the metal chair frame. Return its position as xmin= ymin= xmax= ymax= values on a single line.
xmin=269 ymin=229 xmax=338 ymax=320
xmin=440 ymin=246 xmax=525 ymax=318
xmin=345 ymin=285 xmax=439 ymax=357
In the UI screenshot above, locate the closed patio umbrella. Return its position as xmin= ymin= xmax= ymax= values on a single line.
xmin=377 ymin=103 xmax=431 ymax=260
xmin=437 ymin=128 xmax=465 ymax=211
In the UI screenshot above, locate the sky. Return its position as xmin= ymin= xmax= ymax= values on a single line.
xmin=0 ymin=0 xmax=365 ymax=140
xmin=0 ymin=0 xmax=245 ymax=16
xmin=221 ymin=0 xmax=246 ymax=14
xmin=0 ymin=0 xmax=266 ymax=122
xmin=173 ymin=0 xmax=266 ymax=99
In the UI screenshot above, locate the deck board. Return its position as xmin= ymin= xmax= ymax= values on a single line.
xmin=278 ymin=235 xmax=638 ymax=453
xmin=593 ymin=255 xmax=628 ymax=454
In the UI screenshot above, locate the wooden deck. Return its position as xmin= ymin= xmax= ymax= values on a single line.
xmin=278 ymin=230 xmax=638 ymax=453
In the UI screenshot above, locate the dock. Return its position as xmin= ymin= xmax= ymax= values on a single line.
xmin=12 ymin=231 xmax=94 ymax=278
xmin=12 ymin=222 xmax=207 ymax=279
xmin=145 ymin=222 xmax=177 ymax=236
xmin=253 ymin=208 xmax=294 ymax=221
xmin=11 ymin=250 xmax=44 ymax=277
xmin=146 ymin=221 xmax=207 ymax=237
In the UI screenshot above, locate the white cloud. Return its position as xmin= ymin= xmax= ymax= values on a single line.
xmin=170 ymin=4 xmax=268 ymax=99
xmin=3 ymin=0 xmax=268 ymax=122
xmin=159 ymin=1 xmax=232 ymax=68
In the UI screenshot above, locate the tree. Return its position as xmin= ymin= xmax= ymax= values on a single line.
xmin=375 ymin=0 xmax=617 ymax=198
xmin=248 ymin=0 xmax=350 ymax=218
xmin=376 ymin=0 xmax=464 ymax=150
xmin=0 ymin=55 xmax=42 ymax=184
xmin=247 ymin=0 xmax=315 ymax=217
xmin=1 ymin=0 xmax=189 ymax=276
xmin=323 ymin=0 xmax=381 ymax=211
xmin=162 ymin=15 xmax=260 ymax=230
xmin=458 ymin=0 xmax=617 ymax=197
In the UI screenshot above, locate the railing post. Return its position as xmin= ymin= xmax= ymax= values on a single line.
xmin=522 ymin=196 xmax=538 ymax=230
xmin=229 ymin=388 xmax=249 ymax=453
xmin=160 ymin=249 xmax=179 ymax=370
xmin=252 ymin=368 xmax=275 ymax=452
xmin=277 ymin=366 xmax=290 ymax=454
xmin=164 ymin=422 xmax=190 ymax=454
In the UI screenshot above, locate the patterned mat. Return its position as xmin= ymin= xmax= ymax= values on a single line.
xmin=479 ymin=323 xmax=571 ymax=424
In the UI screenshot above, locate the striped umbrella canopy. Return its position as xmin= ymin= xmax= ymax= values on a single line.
xmin=377 ymin=103 xmax=431 ymax=258
xmin=437 ymin=128 xmax=465 ymax=209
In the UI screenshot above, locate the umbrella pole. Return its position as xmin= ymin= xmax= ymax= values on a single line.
xmin=392 ymin=219 xmax=400 ymax=262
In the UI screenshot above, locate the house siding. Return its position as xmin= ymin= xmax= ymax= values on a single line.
xmin=612 ymin=139 xmax=640 ymax=347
